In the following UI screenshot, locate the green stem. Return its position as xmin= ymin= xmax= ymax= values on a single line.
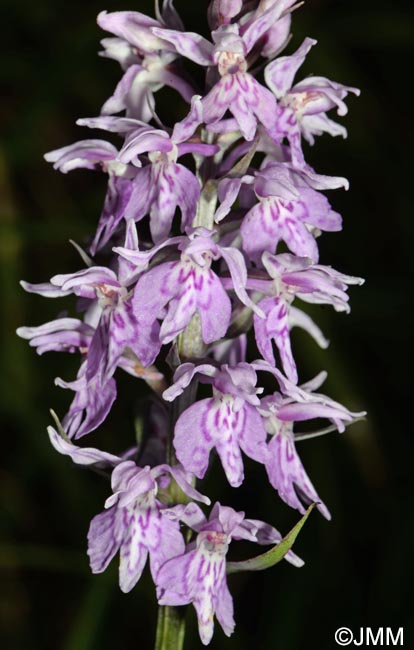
xmin=155 ymin=605 xmax=186 ymax=650
xmin=154 ymin=177 xmax=217 ymax=650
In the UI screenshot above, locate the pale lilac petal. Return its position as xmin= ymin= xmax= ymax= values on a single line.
xmin=193 ymin=555 xmax=228 ymax=645
xmin=201 ymin=82 xmax=228 ymax=125
xmin=119 ymin=533 xmax=149 ymax=593
xmin=300 ymin=370 xmax=327 ymax=393
xmin=152 ymin=27 xmax=213 ymax=65
xmin=255 ymin=164 xmax=299 ymax=200
xmin=294 ymin=76 xmax=360 ymax=116
xmin=124 ymin=166 xmax=153 ymax=221
xmin=229 ymin=90 xmax=257 ymax=141
xmin=155 ymin=65 xmax=196 ymax=103
xmin=208 ymin=0 xmax=243 ymax=29
xmin=101 ymin=64 xmax=145 ymax=115
xmin=51 ymin=267 xmax=118 ymax=297
xmin=241 ymin=198 xmax=319 ymax=262
xmin=154 ymin=262 xmax=231 ymax=344
xmin=99 ymin=36 xmax=137 ymax=67
xmin=265 ymin=37 xmax=317 ymax=98
xmin=215 ymin=177 xmax=244 ymax=223
xmin=215 ymin=433 xmax=245 ymax=487
xmin=173 ymin=399 xmax=216 ymax=480
xmin=77 ymin=115 xmax=147 ymax=133
xmin=148 ymin=511 xmax=186 ymax=579
xmin=266 ymin=433 xmax=331 ymax=519
xmin=117 ymin=220 xmax=140 ymax=286
xmin=237 ymin=403 xmax=268 ymax=464
xmin=278 ymin=401 xmax=355 ymax=433
xmin=160 ymin=0 xmax=185 ymax=31
xmin=214 ymin=364 xmax=261 ymax=406
xmin=118 ymin=128 xmax=172 ymax=163
xmin=97 ymin=11 xmax=164 ymax=53
xmin=198 ymin=273 xmax=232 ymax=344
xmin=301 ymin=113 xmax=348 ymax=140
xmin=215 ymin=581 xmax=235 ymax=638
xmin=241 ymin=2 xmax=285 ymax=53
xmin=171 ymin=95 xmax=203 ymax=143
xmin=47 ymin=426 xmax=120 ymax=465
xmin=20 ymin=280 xmax=71 ymax=298
xmin=220 ymin=246 xmax=264 ymax=315
xmin=44 ymin=140 xmax=117 ymax=173
xmin=56 ymin=364 xmax=117 ymax=439
xmin=87 ymin=507 xmax=123 ymax=573
xmin=298 ymin=188 xmax=342 ymax=232
xmin=91 ymin=176 xmax=134 ymax=255
xmin=16 ymin=318 xmax=91 ymax=355
xmin=260 ymin=13 xmax=292 ymax=58
xmin=254 ymin=297 xmax=298 ymax=383
xmin=162 ymin=362 xmax=217 ymax=401
xmin=297 ymin=164 xmax=349 ymax=191
xmin=289 ymin=305 xmax=329 ymax=349
xmin=162 ymin=502 xmax=207 ymax=531
xmin=157 ymin=550 xmax=197 ymax=606
xmin=169 ymin=466 xmax=211 ymax=505
xmin=114 ymin=237 xmax=181 ymax=275
xmin=149 ymin=163 xmax=200 ymax=242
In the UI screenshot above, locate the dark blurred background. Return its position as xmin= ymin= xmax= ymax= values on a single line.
xmin=1 ymin=0 xmax=413 ymax=648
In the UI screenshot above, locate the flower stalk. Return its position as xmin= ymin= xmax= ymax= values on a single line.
xmin=155 ymin=602 xmax=186 ymax=650
xmin=18 ymin=1 xmax=364 ymax=646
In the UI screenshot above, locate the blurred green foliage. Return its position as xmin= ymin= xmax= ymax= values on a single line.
xmin=1 ymin=0 xmax=413 ymax=648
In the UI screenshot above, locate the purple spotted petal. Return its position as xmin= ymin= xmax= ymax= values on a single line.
xmin=174 ymin=396 xmax=266 ymax=487
xmin=55 ymin=362 xmax=117 ymax=439
xmin=123 ymin=166 xmax=154 ymax=223
xmin=266 ymin=431 xmax=331 ymax=519
xmin=254 ymin=296 xmax=298 ymax=383
xmin=149 ymin=162 xmax=200 ymax=242
xmin=240 ymin=2 xmax=285 ymax=53
xmin=173 ymin=398 xmax=217 ymax=480
xmin=157 ymin=539 xmax=232 ymax=645
xmin=91 ymin=176 xmax=134 ymax=255
xmin=241 ymin=197 xmax=319 ymax=263
xmin=88 ymin=506 xmax=124 ymax=573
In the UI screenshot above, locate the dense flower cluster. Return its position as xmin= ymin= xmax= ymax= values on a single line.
xmin=18 ymin=1 xmax=363 ymax=645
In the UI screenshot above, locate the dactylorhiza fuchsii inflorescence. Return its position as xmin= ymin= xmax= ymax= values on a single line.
xmin=18 ymin=1 xmax=365 ymax=646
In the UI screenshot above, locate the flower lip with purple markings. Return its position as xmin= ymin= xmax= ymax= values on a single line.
xmin=116 ymin=227 xmax=262 ymax=347
xmin=163 ymin=362 xmax=268 ymax=487
xmin=152 ymin=5 xmax=287 ymax=140
xmin=87 ymin=459 xmax=209 ymax=593
xmin=157 ymin=500 xmax=303 ymax=645
xmin=265 ymin=37 xmax=360 ymax=164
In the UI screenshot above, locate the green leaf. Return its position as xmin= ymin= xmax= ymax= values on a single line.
xmin=226 ymin=504 xmax=315 ymax=575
